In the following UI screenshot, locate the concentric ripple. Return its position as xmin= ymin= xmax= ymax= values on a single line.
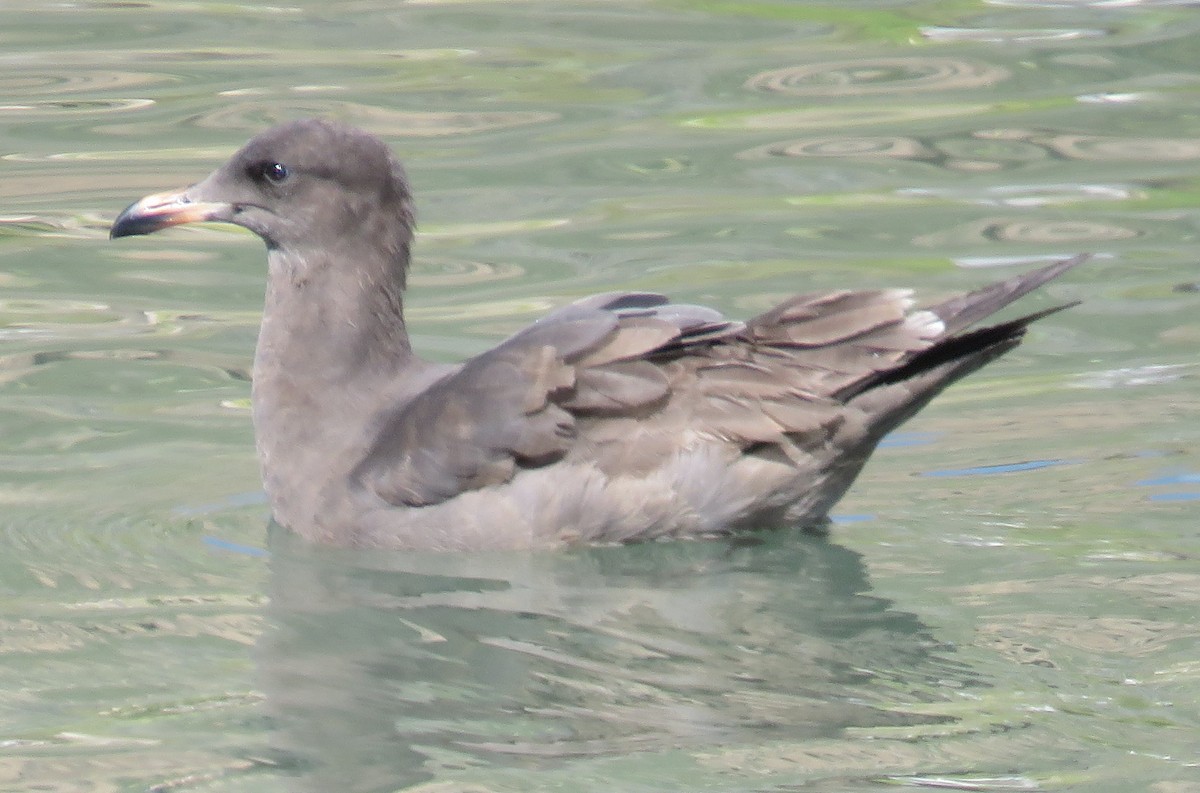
xmin=745 ymin=57 xmax=1010 ymax=96
xmin=178 ymin=102 xmax=561 ymax=137
xmin=1044 ymin=135 xmax=1200 ymax=161
xmin=739 ymin=136 xmax=932 ymax=160
xmin=914 ymin=218 xmax=1140 ymax=247
xmin=0 ymin=70 xmax=165 ymax=95
xmin=987 ymin=220 xmax=1140 ymax=244
xmin=409 ymin=257 xmax=525 ymax=287
xmin=0 ymin=98 xmax=155 ymax=116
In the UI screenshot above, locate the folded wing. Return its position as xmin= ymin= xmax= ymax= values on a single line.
xmin=354 ymin=255 xmax=1086 ymax=508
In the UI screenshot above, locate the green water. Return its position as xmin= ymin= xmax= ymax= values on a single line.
xmin=2 ymin=1 xmax=1198 ymax=791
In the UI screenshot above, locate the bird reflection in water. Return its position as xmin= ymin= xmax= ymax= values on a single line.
xmin=260 ymin=526 xmax=974 ymax=792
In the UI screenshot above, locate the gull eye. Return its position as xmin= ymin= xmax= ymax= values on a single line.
xmin=257 ymin=162 xmax=289 ymax=184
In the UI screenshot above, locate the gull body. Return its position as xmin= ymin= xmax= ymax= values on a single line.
xmin=111 ymin=119 xmax=1083 ymax=550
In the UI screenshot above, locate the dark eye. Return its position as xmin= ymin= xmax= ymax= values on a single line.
xmin=259 ymin=162 xmax=289 ymax=184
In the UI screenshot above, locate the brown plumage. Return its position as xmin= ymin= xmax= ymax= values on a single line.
xmin=111 ymin=119 xmax=1084 ymax=550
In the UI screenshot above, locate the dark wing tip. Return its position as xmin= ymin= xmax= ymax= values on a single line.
xmin=932 ymin=253 xmax=1089 ymax=335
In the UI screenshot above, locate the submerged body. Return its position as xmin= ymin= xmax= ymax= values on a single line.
xmin=111 ymin=119 xmax=1083 ymax=550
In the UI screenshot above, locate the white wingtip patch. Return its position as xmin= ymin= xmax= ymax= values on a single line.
xmin=886 ymin=288 xmax=916 ymax=310
xmin=907 ymin=309 xmax=946 ymax=339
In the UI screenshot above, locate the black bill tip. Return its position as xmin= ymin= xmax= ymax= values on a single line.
xmin=110 ymin=190 xmax=226 ymax=239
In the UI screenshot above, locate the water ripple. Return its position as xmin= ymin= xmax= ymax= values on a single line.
xmin=745 ymin=57 xmax=1010 ymax=96
xmin=0 ymin=98 xmax=155 ymax=115
xmin=0 ymin=69 xmax=167 ymax=94
xmin=922 ymin=25 xmax=1105 ymax=42
xmin=914 ymin=218 xmax=1141 ymax=247
xmin=1044 ymin=134 xmax=1200 ymax=161
xmin=741 ymin=136 xmax=933 ymax=160
xmin=1072 ymin=364 xmax=1191 ymax=388
xmin=902 ymin=184 xmax=1135 ymax=207
xmin=742 ymin=127 xmax=1200 ymax=169
xmin=409 ymin=257 xmax=525 ymax=287
xmin=985 ymin=614 xmax=1194 ymax=658
xmin=1 ymin=509 xmax=246 ymax=593
xmin=123 ymin=102 xmax=562 ymax=137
